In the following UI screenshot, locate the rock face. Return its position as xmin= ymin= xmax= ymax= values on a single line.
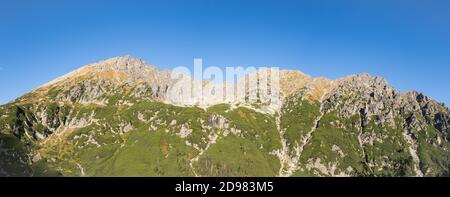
xmin=0 ymin=56 xmax=449 ymax=177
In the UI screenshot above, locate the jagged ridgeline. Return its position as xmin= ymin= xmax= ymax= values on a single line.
xmin=0 ymin=56 xmax=449 ymax=177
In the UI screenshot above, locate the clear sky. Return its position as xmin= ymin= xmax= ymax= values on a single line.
xmin=1 ymin=0 xmax=449 ymax=105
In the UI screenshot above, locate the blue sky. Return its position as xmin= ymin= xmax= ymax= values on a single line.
xmin=1 ymin=0 xmax=449 ymax=105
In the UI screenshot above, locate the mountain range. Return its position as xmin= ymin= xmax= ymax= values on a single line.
xmin=0 ymin=56 xmax=449 ymax=177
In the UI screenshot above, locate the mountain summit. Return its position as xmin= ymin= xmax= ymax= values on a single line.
xmin=0 ymin=56 xmax=449 ymax=177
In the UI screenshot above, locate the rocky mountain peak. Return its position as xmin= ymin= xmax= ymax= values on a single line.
xmin=338 ymin=73 xmax=390 ymax=89
xmin=330 ymin=73 xmax=397 ymax=98
xmin=398 ymin=91 xmax=449 ymax=118
xmin=279 ymin=70 xmax=313 ymax=97
xmin=320 ymin=73 xmax=399 ymax=126
xmin=88 ymin=55 xmax=154 ymax=72
xmin=38 ymin=55 xmax=158 ymax=89
xmin=84 ymin=55 xmax=158 ymax=82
